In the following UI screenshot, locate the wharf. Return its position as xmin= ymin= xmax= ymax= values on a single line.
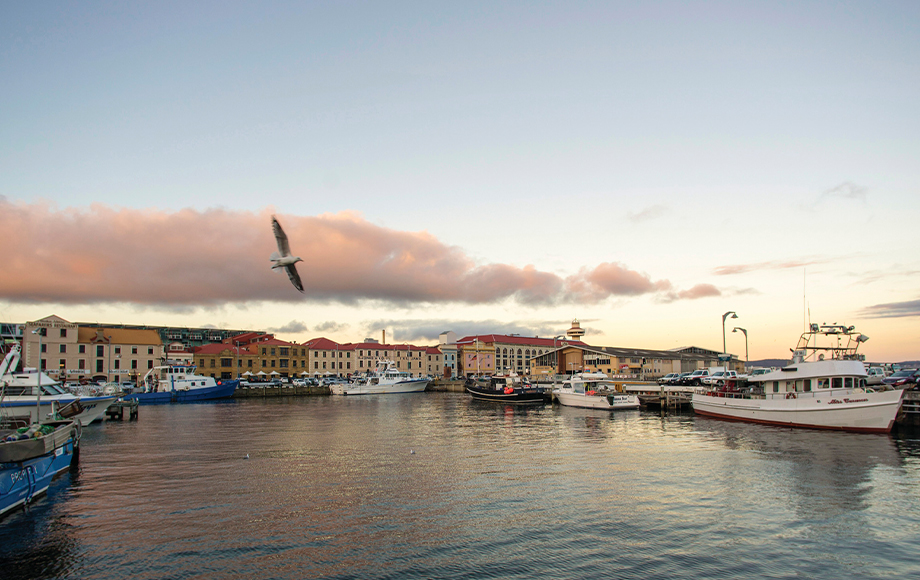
xmin=232 ymin=385 xmax=330 ymax=398
xmin=428 ymin=379 xmax=466 ymax=393
xmin=105 ymin=399 xmax=139 ymax=421
xmin=897 ymin=390 xmax=920 ymax=427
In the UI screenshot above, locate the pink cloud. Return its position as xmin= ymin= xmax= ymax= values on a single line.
xmin=0 ymin=199 xmax=717 ymax=307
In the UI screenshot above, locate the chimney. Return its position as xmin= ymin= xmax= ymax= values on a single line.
xmin=382 ymin=329 xmax=386 ymax=345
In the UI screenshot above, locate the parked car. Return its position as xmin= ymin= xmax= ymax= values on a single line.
xmin=671 ymin=372 xmax=692 ymax=385
xmin=658 ymin=373 xmax=680 ymax=385
xmin=701 ymin=371 xmax=725 ymax=386
xmin=681 ymin=369 xmax=711 ymax=386
xmin=865 ymin=367 xmax=886 ymax=385
xmin=881 ymin=369 xmax=920 ymax=388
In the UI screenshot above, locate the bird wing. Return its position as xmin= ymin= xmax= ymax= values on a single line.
xmin=271 ymin=216 xmax=292 ymax=256
xmin=286 ymin=263 xmax=304 ymax=292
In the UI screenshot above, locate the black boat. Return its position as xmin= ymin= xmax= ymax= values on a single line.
xmin=465 ymin=374 xmax=548 ymax=404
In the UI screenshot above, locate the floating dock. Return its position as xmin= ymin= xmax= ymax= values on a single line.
xmin=105 ymin=400 xmax=139 ymax=421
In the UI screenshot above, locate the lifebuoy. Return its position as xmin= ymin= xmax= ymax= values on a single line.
xmin=786 ymin=392 xmax=796 ymax=399
xmin=503 ymin=387 xmax=513 ymax=394
xmin=586 ymin=390 xmax=596 ymax=396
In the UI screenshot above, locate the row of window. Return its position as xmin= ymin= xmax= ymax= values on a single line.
xmin=41 ymin=359 xmax=155 ymax=372
xmin=44 ymin=344 xmax=156 ymax=355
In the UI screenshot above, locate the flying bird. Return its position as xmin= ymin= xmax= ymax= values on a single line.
xmin=270 ymin=216 xmax=304 ymax=292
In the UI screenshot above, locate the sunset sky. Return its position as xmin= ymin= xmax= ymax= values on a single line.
xmin=2 ymin=1 xmax=919 ymax=362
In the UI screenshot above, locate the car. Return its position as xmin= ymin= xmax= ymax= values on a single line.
xmin=671 ymin=372 xmax=692 ymax=385
xmin=866 ymin=367 xmax=887 ymax=385
xmin=881 ymin=369 xmax=919 ymax=388
xmin=681 ymin=369 xmax=711 ymax=386
xmin=658 ymin=373 xmax=680 ymax=385
xmin=701 ymin=371 xmax=725 ymax=386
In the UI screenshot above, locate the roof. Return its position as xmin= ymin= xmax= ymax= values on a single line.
xmin=455 ymin=334 xmax=587 ymax=348
xmin=77 ymin=327 xmax=162 ymax=345
xmin=193 ymin=343 xmax=257 ymax=355
xmin=222 ymin=332 xmax=273 ymax=345
xmin=303 ymin=338 xmax=429 ymax=351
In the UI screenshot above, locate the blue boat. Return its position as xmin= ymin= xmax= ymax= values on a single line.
xmin=123 ymin=363 xmax=238 ymax=404
xmin=1 ymin=419 xmax=80 ymax=519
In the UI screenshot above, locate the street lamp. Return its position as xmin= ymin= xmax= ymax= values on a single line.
xmin=722 ymin=311 xmax=738 ymax=354
xmin=733 ymin=327 xmax=748 ymax=364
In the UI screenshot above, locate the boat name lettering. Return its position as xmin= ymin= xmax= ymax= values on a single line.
xmin=827 ymin=398 xmax=869 ymax=405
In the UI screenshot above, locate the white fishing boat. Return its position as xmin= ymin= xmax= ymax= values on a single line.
xmin=691 ymin=324 xmax=903 ymax=433
xmin=343 ymin=360 xmax=429 ymax=395
xmin=1 ymin=345 xmax=115 ymax=425
xmin=553 ymin=372 xmax=639 ymax=410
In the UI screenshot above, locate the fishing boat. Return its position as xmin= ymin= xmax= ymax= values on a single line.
xmin=691 ymin=324 xmax=903 ymax=433
xmin=0 ymin=417 xmax=81 ymax=518
xmin=124 ymin=362 xmax=238 ymax=404
xmin=465 ymin=373 xmax=548 ymax=404
xmin=342 ymin=360 xmax=429 ymax=395
xmin=553 ymin=372 xmax=640 ymax=410
xmin=1 ymin=344 xmax=115 ymax=425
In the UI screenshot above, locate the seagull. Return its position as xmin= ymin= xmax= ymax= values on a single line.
xmin=270 ymin=215 xmax=304 ymax=292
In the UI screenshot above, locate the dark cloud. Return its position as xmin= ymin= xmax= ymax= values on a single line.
xmin=362 ymin=319 xmax=582 ymax=343
xmin=859 ymin=299 xmax=920 ymax=319
xmin=269 ymin=320 xmax=310 ymax=333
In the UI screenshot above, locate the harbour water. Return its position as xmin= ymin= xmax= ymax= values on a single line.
xmin=3 ymin=393 xmax=920 ymax=579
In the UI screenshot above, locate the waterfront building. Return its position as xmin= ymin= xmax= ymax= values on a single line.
xmin=302 ymin=337 xmax=431 ymax=378
xmin=193 ymin=342 xmax=258 ymax=380
xmin=425 ymin=346 xmax=444 ymax=377
xmin=23 ymin=315 xmax=164 ymax=383
xmin=455 ymin=333 xmax=587 ymax=377
xmin=252 ymin=338 xmax=309 ymax=378
xmin=530 ymin=344 xmax=742 ymax=380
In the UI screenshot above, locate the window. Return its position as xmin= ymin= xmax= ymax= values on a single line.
xmin=132 ymin=347 xmax=138 ymax=355
xmin=314 ymin=362 xmax=319 ymax=369
xmin=132 ymin=359 xmax=138 ymax=369
xmin=221 ymin=358 xmax=232 ymax=367
xmin=96 ymin=345 xmax=104 ymax=357
xmin=114 ymin=347 xmax=121 ymax=355
xmin=114 ymin=360 xmax=120 ymax=370
xmin=148 ymin=360 xmax=153 ymax=369
xmin=79 ymin=344 xmax=86 ymax=354
xmin=262 ymin=348 xmax=267 ymax=355
xmin=96 ymin=360 xmax=104 ymax=373
xmin=210 ymin=360 xmax=216 ymax=368
xmin=79 ymin=359 xmax=85 ymax=370
xmin=280 ymin=359 xmax=289 ymax=368
xmin=248 ymin=360 xmax=253 ymax=368
xmin=271 ymin=360 xmax=276 ymax=368
xmin=280 ymin=347 xmax=289 ymax=356
xmin=58 ymin=358 xmax=65 ymax=370
xmin=270 ymin=348 xmax=276 ymax=356
xmin=148 ymin=347 xmax=154 ymax=355
xmin=59 ymin=344 xmax=66 ymax=353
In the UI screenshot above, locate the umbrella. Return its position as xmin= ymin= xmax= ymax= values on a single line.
xmin=270 ymin=371 xmax=280 ymax=375
xmin=300 ymin=371 xmax=309 ymax=376
xmin=256 ymin=371 xmax=267 ymax=376
xmin=242 ymin=371 xmax=252 ymax=376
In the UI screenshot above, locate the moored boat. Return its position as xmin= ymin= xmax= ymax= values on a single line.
xmin=691 ymin=324 xmax=903 ymax=433
xmin=553 ymin=372 xmax=640 ymax=410
xmin=465 ymin=374 xmax=548 ymax=404
xmin=342 ymin=360 xmax=429 ymax=395
xmin=124 ymin=363 xmax=238 ymax=404
xmin=1 ymin=344 xmax=115 ymax=425
xmin=0 ymin=418 xmax=80 ymax=519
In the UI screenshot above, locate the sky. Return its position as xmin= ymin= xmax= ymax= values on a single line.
xmin=2 ymin=1 xmax=919 ymax=362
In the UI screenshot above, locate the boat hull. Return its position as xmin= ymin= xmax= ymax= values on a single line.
xmin=691 ymin=388 xmax=904 ymax=433
xmin=1 ymin=426 xmax=78 ymax=518
xmin=1 ymin=396 xmax=116 ymax=425
xmin=343 ymin=379 xmax=429 ymax=395
xmin=466 ymin=385 xmax=547 ymax=404
xmin=555 ymin=391 xmax=640 ymax=410
xmin=123 ymin=380 xmax=238 ymax=404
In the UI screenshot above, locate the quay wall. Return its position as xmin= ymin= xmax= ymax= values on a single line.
xmin=233 ymin=385 xmax=330 ymax=398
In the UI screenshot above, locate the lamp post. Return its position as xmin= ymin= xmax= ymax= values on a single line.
xmin=733 ymin=327 xmax=748 ymax=364
xmin=722 ymin=311 xmax=738 ymax=354
xmin=32 ymin=328 xmax=46 ymax=421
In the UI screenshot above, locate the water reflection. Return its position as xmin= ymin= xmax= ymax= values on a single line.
xmin=1 ymin=394 xmax=919 ymax=579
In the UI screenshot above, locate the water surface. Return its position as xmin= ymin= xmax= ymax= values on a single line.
xmin=3 ymin=393 xmax=920 ymax=579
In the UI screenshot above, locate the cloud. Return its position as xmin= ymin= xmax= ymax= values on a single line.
xmin=0 ymin=199 xmax=714 ymax=307
xmin=313 ymin=321 xmax=350 ymax=333
xmin=712 ymin=259 xmax=827 ymax=276
xmin=361 ymin=319 xmax=582 ymax=343
xmin=819 ymin=182 xmax=868 ymax=203
xmin=658 ymin=283 xmax=721 ymax=303
xmin=859 ymin=299 xmax=920 ymax=319
xmin=627 ymin=205 xmax=669 ymax=223
xmin=269 ymin=320 xmax=310 ymax=333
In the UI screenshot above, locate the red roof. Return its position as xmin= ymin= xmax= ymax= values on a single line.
xmin=193 ymin=343 xmax=257 ymax=355
xmin=223 ymin=332 xmax=273 ymax=345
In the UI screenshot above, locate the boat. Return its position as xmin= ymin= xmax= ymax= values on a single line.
xmin=0 ymin=418 xmax=81 ymax=518
xmin=465 ymin=373 xmax=548 ymax=404
xmin=124 ymin=362 xmax=239 ymax=404
xmin=553 ymin=372 xmax=640 ymax=410
xmin=342 ymin=360 xmax=429 ymax=395
xmin=691 ymin=324 xmax=903 ymax=433
xmin=0 ymin=345 xmax=115 ymax=425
